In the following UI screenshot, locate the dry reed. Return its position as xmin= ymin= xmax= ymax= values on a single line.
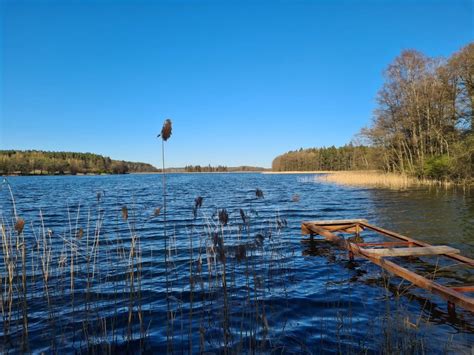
xmin=316 ymin=170 xmax=453 ymax=189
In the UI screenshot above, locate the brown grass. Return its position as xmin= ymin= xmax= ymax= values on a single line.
xmin=316 ymin=170 xmax=452 ymax=189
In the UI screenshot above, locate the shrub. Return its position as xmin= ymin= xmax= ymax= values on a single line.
xmin=423 ymin=155 xmax=453 ymax=180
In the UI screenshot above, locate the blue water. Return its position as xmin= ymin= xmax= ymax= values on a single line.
xmin=0 ymin=173 xmax=473 ymax=353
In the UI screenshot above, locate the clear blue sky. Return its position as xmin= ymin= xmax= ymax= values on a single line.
xmin=1 ymin=0 xmax=472 ymax=168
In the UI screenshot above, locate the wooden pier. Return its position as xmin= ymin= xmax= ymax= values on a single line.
xmin=301 ymin=219 xmax=474 ymax=314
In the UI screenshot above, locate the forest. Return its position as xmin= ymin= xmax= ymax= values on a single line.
xmin=0 ymin=150 xmax=158 ymax=175
xmin=272 ymin=43 xmax=474 ymax=183
xmin=184 ymin=165 xmax=265 ymax=172
xmin=272 ymin=145 xmax=380 ymax=171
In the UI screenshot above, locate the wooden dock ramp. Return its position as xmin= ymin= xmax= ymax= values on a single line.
xmin=301 ymin=219 xmax=474 ymax=314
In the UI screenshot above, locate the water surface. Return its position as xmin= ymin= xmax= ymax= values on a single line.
xmin=1 ymin=173 xmax=473 ymax=353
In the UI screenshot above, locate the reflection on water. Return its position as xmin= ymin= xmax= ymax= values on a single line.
xmin=368 ymin=187 xmax=474 ymax=257
xmin=0 ymin=173 xmax=472 ymax=353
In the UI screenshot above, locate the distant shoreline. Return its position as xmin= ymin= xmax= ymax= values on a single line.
xmin=2 ymin=171 xmax=267 ymax=177
xmin=131 ymin=171 xmax=265 ymax=174
xmin=2 ymin=172 xmax=154 ymax=177
xmin=2 ymin=170 xmax=334 ymax=177
xmin=2 ymin=170 xmax=338 ymax=177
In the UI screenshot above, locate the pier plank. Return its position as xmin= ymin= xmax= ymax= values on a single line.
xmin=360 ymin=245 xmax=460 ymax=258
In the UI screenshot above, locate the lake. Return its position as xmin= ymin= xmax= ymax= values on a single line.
xmin=1 ymin=173 xmax=473 ymax=353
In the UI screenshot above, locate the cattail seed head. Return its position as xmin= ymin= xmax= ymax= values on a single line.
xmin=159 ymin=119 xmax=172 ymax=141
xmin=193 ymin=196 xmax=203 ymax=218
xmin=218 ymin=208 xmax=229 ymax=226
xmin=121 ymin=206 xmax=129 ymax=221
xmin=255 ymin=233 xmax=264 ymax=247
xmin=239 ymin=208 xmax=247 ymax=225
xmin=195 ymin=196 xmax=203 ymax=209
xmin=15 ymin=218 xmax=25 ymax=235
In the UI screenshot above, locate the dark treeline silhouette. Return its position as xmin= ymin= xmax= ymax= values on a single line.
xmin=273 ymin=43 xmax=474 ymax=183
xmin=184 ymin=165 xmax=266 ymax=172
xmin=272 ymin=145 xmax=381 ymax=171
xmin=0 ymin=150 xmax=158 ymax=175
xmin=185 ymin=165 xmax=229 ymax=172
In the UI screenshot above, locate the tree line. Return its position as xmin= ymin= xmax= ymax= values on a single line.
xmin=184 ymin=165 xmax=229 ymax=172
xmin=272 ymin=145 xmax=381 ymax=171
xmin=0 ymin=150 xmax=158 ymax=175
xmin=273 ymin=43 xmax=474 ymax=182
xmin=184 ymin=165 xmax=266 ymax=172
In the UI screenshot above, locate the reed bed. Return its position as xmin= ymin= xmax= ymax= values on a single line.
xmin=0 ymin=177 xmax=301 ymax=353
xmin=316 ymin=171 xmax=453 ymax=189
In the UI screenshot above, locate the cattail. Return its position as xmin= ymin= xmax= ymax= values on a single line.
xmin=211 ymin=232 xmax=226 ymax=263
xmin=218 ymin=209 xmax=228 ymax=226
xmin=15 ymin=218 xmax=25 ymax=235
xmin=97 ymin=190 xmax=106 ymax=202
xmin=212 ymin=232 xmax=223 ymax=249
xmin=121 ymin=206 xmax=129 ymax=221
xmin=239 ymin=208 xmax=247 ymax=225
xmin=195 ymin=196 xmax=203 ymax=209
xmin=235 ymin=244 xmax=246 ymax=262
xmin=158 ymin=119 xmax=172 ymax=141
xmin=193 ymin=196 xmax=203 ymax=218
xmin=255 ymin=233 xmax=264 ymax=247
xmin=256 ymin=188 xmax=264 ymax=199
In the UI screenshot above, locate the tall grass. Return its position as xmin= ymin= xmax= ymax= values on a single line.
xmin=159 ymin=118 xmax=173 ymax=352
xmin=316 ymin=170 xmax=453 ymax=189
xmin=0 ymin=176 xmax=300 ymax=352
xmin=0 ymin=177 xmax=151 ymax=352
